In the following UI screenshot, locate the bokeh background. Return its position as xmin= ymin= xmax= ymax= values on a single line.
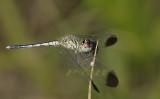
xmin=0 ymin=0 xmax=160 ymax=99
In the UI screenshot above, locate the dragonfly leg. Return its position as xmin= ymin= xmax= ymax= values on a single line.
xmin=74 ymin=51 xmax=91 ymax=68
xmin=80 ymin=52 xmax=93 ymax=60
xmin=79 ymin=52 xmax=87 ymax=60
xmin=74 ymin=51 xmax=99 ymax=92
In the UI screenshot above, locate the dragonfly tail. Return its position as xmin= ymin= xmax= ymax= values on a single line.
xmin=6 ymin=40 xmax=60 ymax=49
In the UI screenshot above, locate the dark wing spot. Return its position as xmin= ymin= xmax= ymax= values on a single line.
xmin=105 ymin=35 xmax=117 ymax=47
xmin=105 ymin=70 xmax=119 ymax=87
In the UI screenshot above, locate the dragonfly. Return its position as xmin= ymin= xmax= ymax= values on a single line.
xmin=6 ymin=34 xmax=119 ymax=93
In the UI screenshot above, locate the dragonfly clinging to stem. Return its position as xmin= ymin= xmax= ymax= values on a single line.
xmin=6 ymin=34 xmax=119 ymax=93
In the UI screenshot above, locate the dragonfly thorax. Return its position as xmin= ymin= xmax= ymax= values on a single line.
xmin=59 ymin=35 xmax=97 ymax=54
xmin=59 ymin=35 xmax=79 ymax=50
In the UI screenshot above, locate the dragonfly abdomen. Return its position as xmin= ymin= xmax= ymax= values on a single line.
xmin=6 ymin=40 xmax=60 ymax=49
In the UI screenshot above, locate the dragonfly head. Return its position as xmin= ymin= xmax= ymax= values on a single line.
xmin=80 ymin=39 xmax=98 ymax=54
xmin=80 ymin=39 xmax=92 ymax=53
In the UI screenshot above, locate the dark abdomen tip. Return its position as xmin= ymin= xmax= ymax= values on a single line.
xmin=6 ymin=45 xmax=25 ymax=49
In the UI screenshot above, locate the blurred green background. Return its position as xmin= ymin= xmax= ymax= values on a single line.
xmin=0 ymin=0 xmax=160 ymax=99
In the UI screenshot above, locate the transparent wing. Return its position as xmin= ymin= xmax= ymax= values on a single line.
xmin=59 ymin=48 xmax=99 ymax=93
xmin=93 ymin=58 xmax=118 ymax=88
xmin=79 ymin=52 xmax=119 ymax=88
xmin=65 ymin=49 xmax=100 ymax=93
xmin=73 ymin=34 xmax=118 ymax=48
xmin=63 ymin=48 xmax=118 ymax=93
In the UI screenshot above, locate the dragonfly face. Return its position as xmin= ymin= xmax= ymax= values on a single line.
xmin=79 ymin=38 xmax=99 ymax=59
xmin=80 ymin=39 xmax=92 ymax=53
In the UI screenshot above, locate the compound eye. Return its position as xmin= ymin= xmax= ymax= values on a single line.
xmin=82 ymin=39 xmax=85 ymax=44
xmin=86 ymin=39 xmax=90 ymax=45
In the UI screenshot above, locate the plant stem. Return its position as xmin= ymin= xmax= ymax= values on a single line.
xmin=88 ymin=40 xmax=99 ymax=99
